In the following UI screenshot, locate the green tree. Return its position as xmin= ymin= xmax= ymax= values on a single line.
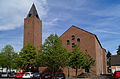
xmin=0 ymin=52 xmax=8 ymax=72
xmin=117 ymin=45 xmax=120 ymax=55
xmin=11 ymin=53 xmax=21 ymax=69
xmin=38 ymin=34 xmax=68 ymax=74
xmin=106 ymin=51 xmax=111 ymax=73
xmin=19 ymin=43 xmax=38 ymax=72
xmin=0 ymin=45 xmax=16 ymax=72
xmin=82 ymin=53 xmax=95 ymax=73
xmin=68 ymin=46 xmax=94 ymax=77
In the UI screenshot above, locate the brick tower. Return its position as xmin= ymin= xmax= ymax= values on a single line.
xmin=24 ymin=4 xmax=42 ymax=49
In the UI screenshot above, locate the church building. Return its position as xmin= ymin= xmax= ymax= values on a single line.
xmin=60 ymin=26 xmax=107 ymax=75
xmin=24 ymin=4 xmax=107 ymax=76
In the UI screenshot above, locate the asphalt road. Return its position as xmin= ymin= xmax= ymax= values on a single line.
xmin=0 ymin=78 xmax=14 ymax=79
xmin=0 ymin=75 xmax=113 ymax=79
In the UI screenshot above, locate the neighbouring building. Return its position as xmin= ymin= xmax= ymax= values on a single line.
xmin=24 ymin=4 xmax=107 ymax=76
xmin=111 ymin=55 xmax=120 ymax=73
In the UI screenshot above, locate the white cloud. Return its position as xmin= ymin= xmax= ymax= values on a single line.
xmin=0 ymin=0 xmax=48 ymax=31
xmin=43 ymin=18 xmax=59 ymax=27
xmin=94 ymin=29 xmax=120 ymax=35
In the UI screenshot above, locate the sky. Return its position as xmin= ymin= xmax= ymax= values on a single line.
xmin=0 ymin=0 xmax=120 ymax=54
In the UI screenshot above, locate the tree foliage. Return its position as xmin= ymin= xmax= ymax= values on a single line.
xmin=68 ymin=46 xmax=95 ymax=76
xmin=38 ymin=34 xmax=68 ymax=73
xmin=0 ymin=53 xmax=8 ymax=68
xmin=117 ymin=45 xmax=120 ymax=55
xmin=0 ymin=45 xmax=17 ymax=71
xmin=19 ymin=43 xmax=38 ymax=72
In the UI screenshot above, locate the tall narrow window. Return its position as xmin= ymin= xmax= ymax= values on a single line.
xmin=72 ymin=35 xmax=75 ymax=40
xmin=72 ymin=43 xmax=75 ymax=48
xmin=67 ymin=40 xmax=70 ymax=45
xmin=36 ymin=14 xmax=39 ymax=18
xmin=77 ymin=38 xmax=80 ymax=43
xmin=29 ymin=14 xmax=31 ymax=17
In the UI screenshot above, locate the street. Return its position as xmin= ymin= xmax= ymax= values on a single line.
xmin=0 ymin=76 xmax=113 ymax=79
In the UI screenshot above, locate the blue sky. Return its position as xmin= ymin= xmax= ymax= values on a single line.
xmin=0 ymin=0 xmax=120 ymax=54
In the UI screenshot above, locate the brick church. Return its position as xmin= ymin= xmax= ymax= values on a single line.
xmin=24 ymin=4 xmax=107 ymax=76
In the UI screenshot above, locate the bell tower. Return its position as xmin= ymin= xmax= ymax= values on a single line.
xmin=24 ymin=3 xmax=42 ymax=49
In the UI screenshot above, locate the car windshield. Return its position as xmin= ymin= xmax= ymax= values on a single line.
xmin=44 ymin=73 xmax=50 ymax=76
xmin=24 ymin=73 xmax=30 ymax=76
xmin=34 ymin=73 xmax=40 ymax=75
xmin=56 ymin=73 xmax=64 ymax=77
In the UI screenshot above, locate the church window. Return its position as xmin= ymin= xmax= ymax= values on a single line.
xmin=67 ymin=40 xmax=70 ymax=45
xmin=72 ymin=43 xmax=75 ymax=48
xmin=77 ymin=38 xmax=80 ymax=43
xmin=36 ymin=14 xmax=39 ymax=18
xmin=29 ymin=14 xmax=31 ymax=17
xmin=72 ymin=35 xmax=75 ymax=40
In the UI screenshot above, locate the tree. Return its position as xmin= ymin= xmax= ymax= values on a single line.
xmin=11 ymin=53 xmax=21 ymax=69
xmin=0 ymin=52 xmax=8 ymax=72
xmin=19 ymin=43 xmax=38 ymax=72
xmin=38 ymin=34 xmax=68 ymax=74
xmin=106 ymin=51 xmax=111 ymax=73
xmin=68 ymin=46 xmax=94 ymax=77
xmin=0 ymin=45 xmax=16 ymax=72
xmin=117 ymin=45 xmax=120 ymax=55
xmin=82 ymin=53 xmax=95 ymax=73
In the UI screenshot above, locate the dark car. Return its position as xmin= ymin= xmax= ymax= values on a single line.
xmin=55 ymin=73 xmax=65 ymax=79
xmin=113 ymin=71 xmax=120 ymax=79
xmin=42 ymin=73 xmax=52 ymax=79
xmin=8 ymin=72 xmax=16 ymax=78
xmin=33 ymin=73 xmax=42 ymax=79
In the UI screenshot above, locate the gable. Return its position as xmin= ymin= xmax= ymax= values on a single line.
xmin=60 ymin=25 xmax=103 ymax=48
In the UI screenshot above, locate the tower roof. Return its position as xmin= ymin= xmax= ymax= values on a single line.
xmin=27 ymin=3 xmax=40 ymax=19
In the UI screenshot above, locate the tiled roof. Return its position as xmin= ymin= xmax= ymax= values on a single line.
xmin=111 ymin=55 xmax=120 ymax=66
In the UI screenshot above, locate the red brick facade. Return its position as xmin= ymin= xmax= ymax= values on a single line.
xmin=60 ymin=26 xmax=107 ymax=75
xmin=24 ymin=16 xmax=42 ymax=49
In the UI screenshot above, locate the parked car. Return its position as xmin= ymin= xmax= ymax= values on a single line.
xmin=15 ymin=72 xmax=24 ymax=79
xmin=22 ymin=72 xmax=33 ymax=79
xmin=55 ymin=73 xmax=65 ymax=79
xmin=42 ymin=73 xmax=53 ymax=79
xmin=113 ymin=71 xmax=120 ymax=79
xmin=33 ymin=73 xmax=42 ymax=79
xmin=1 ymin=72 xmax=9 ymax=78
xmin=8 ymin=72 xmax=16 ymax=78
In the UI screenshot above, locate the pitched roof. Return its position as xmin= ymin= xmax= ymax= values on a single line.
xmin=111 ymin=55 xmax=120 ymax=66
xmin=26 ymin=3 xmax=40 ymax=19
xmin=60 ymin=25 xmax=103 ymax=48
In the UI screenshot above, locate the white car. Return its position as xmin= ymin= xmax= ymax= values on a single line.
xmin=22 ymin=72 xmax=33 ymax=78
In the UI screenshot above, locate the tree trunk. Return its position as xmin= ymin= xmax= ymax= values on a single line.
xmin=76 ymin=68 xmax=78 ymax=78
xmin=2 ymin=67 xmax=3 ymax=72
xmin=68 ymin=66 xmax=70 ymax=78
